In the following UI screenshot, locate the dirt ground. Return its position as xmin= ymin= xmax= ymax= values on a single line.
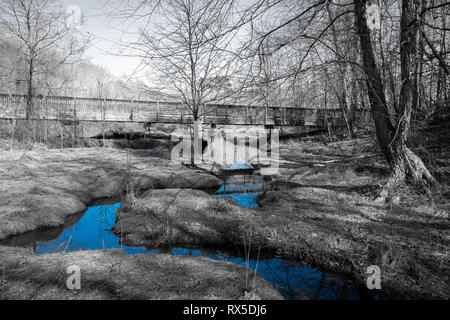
xmin=0 ymin=134 xmax=448 ymax=300
xmin=0 ymin=146 xmax=286 ymax=300
xmin=114 ymin=188 xmax=252 ymax=248
xmin=114 ymin=136 xmax=449 ymax=299
xmin=262 ymin=136 xmax=449 ymax=299
xmin=0 ymin=246 xmax=282 ymax=300
xmin=0 ymin=147 xmax=220 ymax=240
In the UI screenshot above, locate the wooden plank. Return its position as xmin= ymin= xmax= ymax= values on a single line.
xmin=0 ymin=93 xmax=369 ymax=127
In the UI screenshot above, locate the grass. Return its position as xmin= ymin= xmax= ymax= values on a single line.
xmin=259 ymin=135 xmax=449 ymax=299
xmin=240 ymin=216 xmax=263 ymax=294
xmin=0 ymin=121 xmax=448 ymax=299
xmin=117 ymin=185 xmax=265 ymax=296
xmin=0 ymin=247 xmax=282 ymax=300
xmin=0 ymin=146 xmax=220 ymax=241
xmin=113 ymin=133 xmax=449 ymax=299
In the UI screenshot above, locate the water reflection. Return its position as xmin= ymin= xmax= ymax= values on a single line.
xmin=1 ymin=203 xmax=360 ymax=300
xmin=228 ymin=160 xmax=254 ymax=170
xmin=166 ymin=247 xmax=359 ymax=300
xmin=214 ymin=174 xmax=264 ymax=208
xmin=1 ymin=203 xmax=149 ymax=255
xmin=214 ymin=192 xmax=260 ymax=208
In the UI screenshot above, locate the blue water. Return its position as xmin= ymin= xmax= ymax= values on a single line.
xmin=215 ymin=183 xmax=262 ymax=193
xmin=213 ymin=165 xmax=264 ymax=208
xmin=169 ymin=247 xmax=359 ymax=300
xmin=228 ymin=160 xmax=254 ymax=170
xmin=13 ymin=203 xmax=359 ymax=300
xmin=25 ymin=203 xmax=150 ymax=255
xmin=214 ymin=192 xmax=260 ymax=208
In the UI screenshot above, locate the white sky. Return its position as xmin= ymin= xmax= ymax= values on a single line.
xmin=59 ymin=0 xmax=273 ymax=86
xmin=61 ymin=0 xmax=145 ymax=81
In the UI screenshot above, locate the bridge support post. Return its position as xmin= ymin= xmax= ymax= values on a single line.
xmin=264 ymin=124 xmax=274 ymax=156
xmin=246 ymin=105 xmax=249 ymax=124
xmin=265 ymin=106 xmax=268 ymax=125
xmin=180 ymin=101 xmax=184 ymax=124
xmin=225 ymin=105 xmax=228 ymax=123
xmin=130 ymin=99 xmax=134 ymax=122
xmin=157 ymin=101 xmax=160 ymax=122
xmin=73 ymin=98 xmax=77 ymax=147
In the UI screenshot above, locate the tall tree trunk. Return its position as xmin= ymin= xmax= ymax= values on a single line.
xmin=25 ymin=4 xmax=34 ymax=141
xmin=326 ymin=5 xmax=357 ymax=139
xmin=26 ymin=60 xmax=33 ymax=121
xmin=412 ymin=0 xmax=427 ymax=117
xmin=354 ymin=0 xmax=437 ymax=200
xmin=25 ymin=55 xmax=35 ymax=143
xmin=354 ymin=0 xmax=394 ymax=163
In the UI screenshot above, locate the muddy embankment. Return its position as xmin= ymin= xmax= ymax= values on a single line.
xmin=114 ymin=137 xmax=449 ymax=299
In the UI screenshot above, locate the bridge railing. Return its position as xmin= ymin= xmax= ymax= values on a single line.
xmin=0 ymin=93 xmax=372 ymax=127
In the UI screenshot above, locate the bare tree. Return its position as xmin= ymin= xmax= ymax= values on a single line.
xmin=0 ymin=0 xmax=89 ymax=126
xmin=225 ymin=0 xmax=446 ymax=198
xmin=100 ymin=0 xmax=446 ymax=194
xmin=354 ymin=0 xmax=438 ymax=198
xmin=324 ymin=3 xmax=359 ymax=138
xmin=108 ymin=0 xmax=240 ymax=121
xmin=249 ymin=36 xmax=284 ymax=124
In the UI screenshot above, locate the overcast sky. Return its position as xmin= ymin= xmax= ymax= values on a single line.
xmin=58 ymin=0 xmax=273 ymax=85
xmin=61 ymin=0 xmax=145 ymax=81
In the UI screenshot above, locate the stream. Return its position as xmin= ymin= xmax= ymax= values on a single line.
xmin=1 ymin=200 xmax=362 ymax=300
xmin=0 ymin=161 xmax=372 ymax=300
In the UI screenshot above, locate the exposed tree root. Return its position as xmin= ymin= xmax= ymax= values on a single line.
xmin=375 ymin=147 xmax=439 ymax=203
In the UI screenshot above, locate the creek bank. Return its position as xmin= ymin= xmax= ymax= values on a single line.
xmin=0 ymin=147 xmax=220 ymax=240
xmin=114 ymin=189 xmax=252 ymax=248
xmin=1 ymin=201 xmax=357 ymax=300
xmin=271 ymin=137 xmax=449 ymax=299
xmin=0 ymin=246 xmax=282 ymax=300
xmin=115 ymin=175 xmax=449 ymax=299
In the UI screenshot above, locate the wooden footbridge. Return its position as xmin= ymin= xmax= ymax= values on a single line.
xmin=0 ymin=93 xmax=370 ymax=128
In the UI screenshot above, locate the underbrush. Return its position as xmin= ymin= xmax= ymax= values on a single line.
xmin=0 ymin=120 xmax=176 ymax=152
xmin=111 ymin=138 xmax=174 ymax=150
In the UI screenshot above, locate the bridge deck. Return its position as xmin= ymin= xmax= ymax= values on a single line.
xmin=0 ymin=93 xmax=371 ymax=127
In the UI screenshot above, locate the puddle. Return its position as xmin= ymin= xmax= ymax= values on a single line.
xmin=213 ymin=161 xmax=265 ymax=208
xmin=1 ymin=202 xmax=363 ymax=300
